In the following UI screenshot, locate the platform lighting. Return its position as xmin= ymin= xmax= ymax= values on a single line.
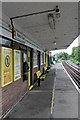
xmin=48 ymin=14 xmax=55 ymax=29
xmin=54 ymin=42 xmax=56 ymax=45
xmin=55 ymin=6 xmax=61 ymax=18
xmin=10 ymin=5 xmax=60 ymax=37
xmin=53 ymin=41 xmax=56 ymax=45
xmin=48 ymin=6 xmax=61 ymax=29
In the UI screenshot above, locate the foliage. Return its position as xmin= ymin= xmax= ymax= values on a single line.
xmin=71 ymin=46 xmax=80 ymax=64
xmin=54 ymin=52 xmax=70 ymax=62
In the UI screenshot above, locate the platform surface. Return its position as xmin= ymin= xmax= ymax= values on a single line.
xmin=53 ymin=63 xmax=78 ymax=119
xmin=5 ymin=67 xmax=55 ymax=118
xmin=5 ymin=63 xmax=79 ymax=119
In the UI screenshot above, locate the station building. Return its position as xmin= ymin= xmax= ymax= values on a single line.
xmin=0 ymin=2 xmax=79 ymax=118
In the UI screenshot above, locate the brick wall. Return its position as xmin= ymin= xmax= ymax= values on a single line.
xmin=2 ymin=79 xmax=28 ymax=115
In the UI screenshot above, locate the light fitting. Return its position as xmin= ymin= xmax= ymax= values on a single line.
xmin=55 ymin=48 xmax=57 ymax=50
xmin=48 ymin=6 xmax=61 ymax=30
xmin=48 ymin=14 xmax=55 ymax=29
xmin=55 ymin=6 xmax=61 ymax=19
xmin=53 ymin=41 xmax=56 ymax=45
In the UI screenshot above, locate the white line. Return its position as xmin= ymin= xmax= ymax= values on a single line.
xmin=29 ymin=90 xmax=52 ymax=92
xmin=50 ymin=75 xmax=56 ymax=115
xmin=61 ymin=63 xmax=80 ymax=94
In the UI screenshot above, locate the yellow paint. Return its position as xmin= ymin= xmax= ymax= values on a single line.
xmin=29 ymin=85 xmax=33 ymax=90
xmin=36 ymin=71 xmax=46 ymax=80
xmin=28 ymin=51 xmax=30 ymax=87
xmin=1 ymin=47 xmax=13 ymax=87
xmin=14 ymin=50 xmax=21 ymax=81
xmin=46 ymin=54 xmax=48 ymax=67
xmin=51 ymin=93 xmax=54 ymax=114
xmin=50 ymin=85 xmax=55 ymax=115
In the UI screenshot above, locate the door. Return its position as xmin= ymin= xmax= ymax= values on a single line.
xmin=23 ymin=52 xmax=28 ymax=81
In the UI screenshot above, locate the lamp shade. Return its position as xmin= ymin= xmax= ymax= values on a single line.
xmin=48 ymin=14 xmax=55 ymax=29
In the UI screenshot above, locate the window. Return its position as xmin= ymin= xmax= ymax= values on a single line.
xmin=0 ymin=36 xmax=13 ymax=47
xmin=41 ymin=52 xmax=45 ymax=65
xmin=2 ymin=37 xmax=12 ymax=47
xmin=0 ymin=38 xmax=2 ymax=44
xmin=23 ymin=52 xmax=27 ymax=62
xmin=40 ymin=52 xmax=44 ymax=65
xmin=33 ymin=50 xmax=38 ymax=67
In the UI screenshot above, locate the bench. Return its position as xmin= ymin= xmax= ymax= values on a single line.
xmin=44 ymin=66 xmax=50 ymax=73
xmin=35 ymin=70 xmax=47 ymax=86
xmin=36 ymin=71 xmax=46 ymax=80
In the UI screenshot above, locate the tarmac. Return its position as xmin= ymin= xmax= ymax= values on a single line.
xmin=4 ymin=63 xmax=79 ymax=119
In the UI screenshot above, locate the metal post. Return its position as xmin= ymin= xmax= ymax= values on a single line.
xmin=38 ymin=78 xmax=40 ymax=86
xmin=10 ymin=18 xmax=14 ymax=39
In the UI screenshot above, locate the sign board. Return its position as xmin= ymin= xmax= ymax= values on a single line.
xmin=15 ymin=31 xmax=25 ymax=44
xmin=14 ymin=50 xmax=21 ymax=81
xmin=1 ymin=47 xmax=13 ymax=87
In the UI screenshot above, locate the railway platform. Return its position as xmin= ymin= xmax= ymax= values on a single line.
xmin=4 ymin=63 xmax=78 ymax=119
xmin=53 ymin=63 xmax=78 ymax=119
xmin=4 ymin=66 xmax=55 ymax=119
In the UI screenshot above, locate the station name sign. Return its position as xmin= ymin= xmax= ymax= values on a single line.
xmin=14 ymin=31 xmax=25 ymax=44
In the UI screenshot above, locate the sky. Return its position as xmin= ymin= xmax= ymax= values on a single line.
xmin=51 ymin=35 xmax=80 ymax=56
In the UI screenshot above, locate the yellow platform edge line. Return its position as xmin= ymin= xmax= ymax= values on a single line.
xmin=29 ymin=85 xmax=34 ymax=90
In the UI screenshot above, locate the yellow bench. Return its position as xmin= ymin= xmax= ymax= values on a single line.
xmin=36 ymin=71 xmax=46 ymax=80
xmin=44 ymin=66 xmax=50 ymax=73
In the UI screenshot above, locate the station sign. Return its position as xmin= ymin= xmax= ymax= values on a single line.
xmin=14 ymin=31 xmax=25 ymax=44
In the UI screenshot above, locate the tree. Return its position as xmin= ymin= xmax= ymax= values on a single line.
xmin=55 ymin=52 xmax=70 ymax=62
xmin=78 ymin=46 xmax=80 ymax=62
xmin=71 ymin=46 xmax=80 ymax=64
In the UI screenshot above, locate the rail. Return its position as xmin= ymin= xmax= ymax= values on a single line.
xmin=63 ymin=61 xmax=80 ymax=88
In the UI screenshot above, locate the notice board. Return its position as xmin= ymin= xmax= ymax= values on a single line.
xmin=1 ymin=47 xmax=13 ymax=87
xmin=14 ymin=50 xmax=21 ymax=81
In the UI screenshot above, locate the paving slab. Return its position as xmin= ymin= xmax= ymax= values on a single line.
xmin=53 ymin=63 xmax=78 ymax=119
xmin=5 ymin=67 xmax=55 ymax=118
xmin=4 ymin=63 xmax=79 ymax=119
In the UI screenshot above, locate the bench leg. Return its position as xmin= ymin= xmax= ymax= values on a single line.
xmin=38 ymin=78 xmax=40 ymax=86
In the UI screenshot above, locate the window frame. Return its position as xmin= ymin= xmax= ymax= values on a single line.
xmin=33 ymin=50 xmax=38 ymax=68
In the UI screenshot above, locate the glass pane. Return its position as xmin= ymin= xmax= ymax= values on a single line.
xmin=2 ymin=38 xmax=12 ymax=47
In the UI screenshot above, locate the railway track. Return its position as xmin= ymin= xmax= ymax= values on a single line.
xmin=63 ymin=61 xmax=80 ymax=88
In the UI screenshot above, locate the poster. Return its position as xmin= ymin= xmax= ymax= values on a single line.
xmin=14 ymin=50 xmax=21 ymax=81
xmin=1 ymin=47 xmax=13 ymax=87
